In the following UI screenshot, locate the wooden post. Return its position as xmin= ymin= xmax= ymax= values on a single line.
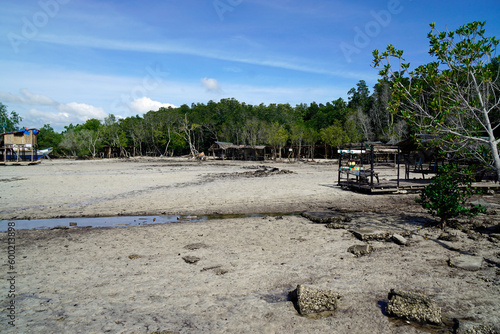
xmin=370 ymin=145 xmax=374 ymax=187
xmin=397 ymin=145 xmax=400 ymax=189
xmin=338 ymin=147 xmax=341 ymax=185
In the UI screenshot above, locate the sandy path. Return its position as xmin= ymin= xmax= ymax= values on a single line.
xmin=1 ymin=158 xmax=499 ymax=333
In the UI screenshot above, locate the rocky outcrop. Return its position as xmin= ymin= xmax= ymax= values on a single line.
xmin=456 ymin=320 xmax=498 ymax=334
xmin=350 ymin=228 xmax=392 ymax=241
xmin=182 ymin=256 xmax=200 ymax=264
xmin=448 ymin=255 xmax=483 ymax=271
xmin=301 ymin=211 xmax=351 ymax=226
xmin=289 ymin=284 xmax=340 ymax=317
xmin=386 ymin=289 xmax=441 ymax=325
xmin=392 ymin=233 xmax=408 ymax=246
xmin=348 ymin=244 xmax=374 ymax=257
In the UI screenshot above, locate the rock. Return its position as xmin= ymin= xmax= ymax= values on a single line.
xmin=449 ymin=255 xmax=483 ymax=271
xmin=289 ymin=284 xmax=340 ymax=316
xmin=489 ymin=233 xmax=500 ymax=243
xmin=439 ymin=232 xmax=459 ymax=242
xmin=348 ymin=244 xmax=374 ymax=257
xmin=325 ymin=222 xmax=349 ymax=229
xmin=456 ymin=320 xmax=497 ymax=334
xmin=301 ymin=211 xmax=351 ymax=225
xmin=182 ymin=256 xmax=200 ymax=264
xmin=128 ymin=254 xmax=141 ymax=260
xmin=386 ymin=289 xmax=441 ymax=325
xmin=69 ymin=222 xmax=77 ymax=226
xmin=184 ymin=243 xmax=208 ymax=250
xmin=214 ymin=268 xmax=228 ymax=275
xmin=392 ymin=233 xmax=408 ymax=246
xmin=350 ymin=228 xmax=391 ymax=241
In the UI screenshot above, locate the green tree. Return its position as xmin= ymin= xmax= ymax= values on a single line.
xmin=289 ymin=122 xmax=306 ymax=161
xmin=320 ymin=123 xmax=350 ymax=158
xmin=38 ymin=124 xmax=62 ymax=155
xmin=373 ymin=21 xmax=500 ymax=179
xmin=60 ymin=128 xmax=80 ymax=157
xmin=0 ymin=103 xmax=22 ymax=132
xmin=416 ymin=164 xmax=484 ymax=229
xmin=266 ymin=122 xmax=289 ymax=160
xmin=303 ymin=127 xmax=319 ymax=161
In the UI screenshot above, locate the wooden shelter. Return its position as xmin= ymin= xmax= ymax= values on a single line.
xmin=337 ymin=143 xmax=402 ymax=192
xmin=1 ymin=128 xmax=40 ymax=164
xmin=208 ymin=141 xmax=268 ymax=160
xmin=338 ymin=140 xmax=499 ymax=193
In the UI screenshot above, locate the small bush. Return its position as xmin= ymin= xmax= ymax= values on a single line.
xmin=416 ymin=164 xmax=484 ymax=229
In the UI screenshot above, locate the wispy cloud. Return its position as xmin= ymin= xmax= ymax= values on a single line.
xmin=34 ymin=34 xmax=366 ymax=79
xmin=0 ymin=89 xmax=57 ymax=106
xmin=2 ymin=89 xmax=107 ymax=128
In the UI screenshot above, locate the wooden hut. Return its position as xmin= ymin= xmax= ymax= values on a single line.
xmin=1 ymin=128 xmax=40 ymax=164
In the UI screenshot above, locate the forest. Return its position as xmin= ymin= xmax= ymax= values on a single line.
xmin=2 ymin=22 xmax=499 ymax=169
xmin=1 ymin=79 xmax=407 ymax=159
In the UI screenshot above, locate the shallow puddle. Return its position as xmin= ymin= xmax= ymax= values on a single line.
xmin=0 ymin=212 xmax=298 ymax=232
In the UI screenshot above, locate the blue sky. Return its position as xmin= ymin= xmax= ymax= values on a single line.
xmin=1 ymin=0 xmax=500 ymax=131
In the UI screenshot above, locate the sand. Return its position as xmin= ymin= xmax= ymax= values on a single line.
xmin=1 ymin=158 xmax=499 ymax=333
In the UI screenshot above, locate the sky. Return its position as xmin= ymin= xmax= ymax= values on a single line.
xmin=1 ymin=0 xmax=500 ymax=131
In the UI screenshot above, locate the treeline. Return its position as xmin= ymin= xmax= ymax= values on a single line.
xmin=36 ymin=80 xmax=408 ymax=158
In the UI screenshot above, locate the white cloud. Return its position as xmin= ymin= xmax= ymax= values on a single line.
xmin=0 ymin=89 xmax=57 ymax=106
xmin=25 ymin=102 xmax=107 ymax=128
xmin=129 ymin=97 xmax=177 ymax=114
xmin=201 ymin=77 xmax=221 ymax=92
xmin=57 ymin=102 xmax=107 ymax=120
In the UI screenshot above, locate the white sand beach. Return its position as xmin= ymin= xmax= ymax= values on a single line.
xmin=1 ymin=158 xmax=499 ymax=333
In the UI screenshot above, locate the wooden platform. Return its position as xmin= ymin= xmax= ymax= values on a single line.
xmin=0 ymin=160 xmax=41 ymax=166
xmin=339 ymin=179 xmax=500 ymax=194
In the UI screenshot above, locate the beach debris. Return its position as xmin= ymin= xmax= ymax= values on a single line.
xmin=128 ymin=254 xmax=141 ymax=260
xmin=392 ymin=233 xmax=408 ymax=246
xmin=182 ymin=256 xmax=200 ymax=264
xmin=51 ymin=225 xmax=70 ymax=230
xmin=177 ymin=215 xmax=198 ymax=221
xmin=455 ymin=320 xmax=497 ymax=334
xmin=448 ymin=255 xmax=483 ymax=271
xmin=214 ymin=268 xmax=228 ymax=275
xmin=184 ymin=243 xmax=208 ymax=250
xmin=289 ymin=284 xmax=340 ymax=317
xmin=69 ymin=222 xmax=77 ymax=227
xmin=347 ymin=244 xmax=374 ymax=257
xmin=199 ymin=265 xmax=228 ymax=275
xmin=200 ymin=265 xmax=222 ymax=272
xmin=386 ymin=289 xmax=442 ymax=325
xmin=213 ymin=166 xmax=294 ymax=180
